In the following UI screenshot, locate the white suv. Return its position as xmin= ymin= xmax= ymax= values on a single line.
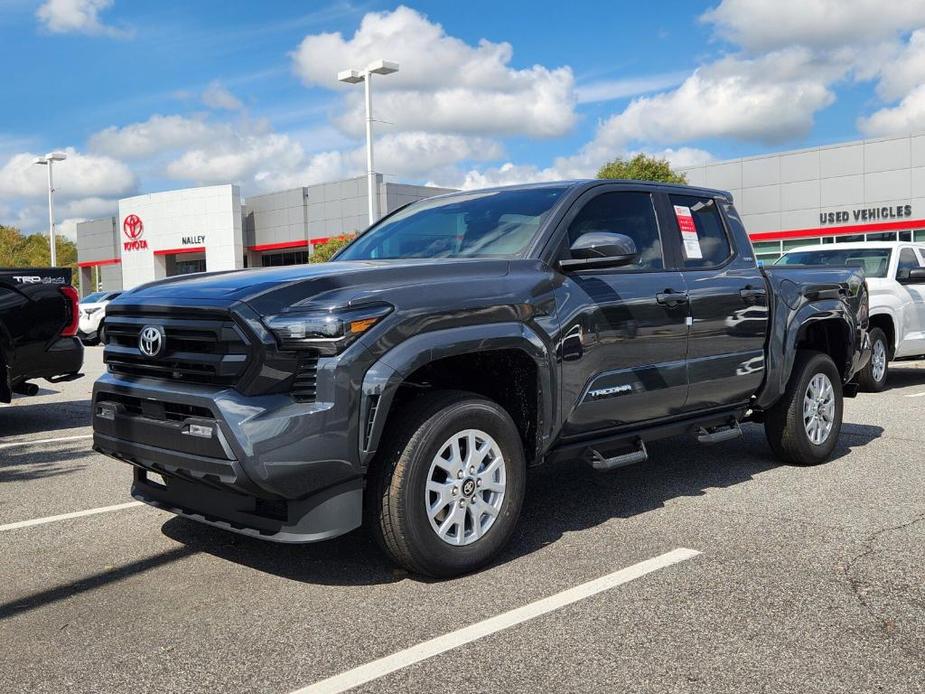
xmin=77 ymin=291 xmax=121 ymax=346
xmin=777 ymin=241 xmax=925 ymax=391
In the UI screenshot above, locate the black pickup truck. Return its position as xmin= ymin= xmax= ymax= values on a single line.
xmin=92 ymin=181 xmax=870 ymax=577
xmin=1 ymin=268 xmax=84 ymax=402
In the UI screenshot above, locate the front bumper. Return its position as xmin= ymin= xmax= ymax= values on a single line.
xmin=92 ymin=371 xmax=364 ymax=543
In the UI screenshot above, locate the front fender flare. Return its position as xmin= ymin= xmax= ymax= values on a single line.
xmin=358 ymin=322 xmax=555 ymax=465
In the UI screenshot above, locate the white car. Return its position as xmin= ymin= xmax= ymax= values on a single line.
xmin=77 ymin=290 xmax=121 ymax=345
xmin=777 ymin=241 xmax=925 ymax=391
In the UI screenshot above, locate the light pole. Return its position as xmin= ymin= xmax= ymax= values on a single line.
xmin=337 ymin=59 xmax=399 ymax=225
xmin=33 ymin=151 xmax=67 ymax=266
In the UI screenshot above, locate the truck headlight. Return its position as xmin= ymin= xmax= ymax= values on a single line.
xmin=265 ymin=303 xmax=392 ymax=355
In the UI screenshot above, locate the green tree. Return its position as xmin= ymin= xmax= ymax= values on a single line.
xmin=0 ymin=224 xmax=81 ymax=288
xmin=309 ymin=234 xmax=356 ymax=263
xmin=597 ymin=153 xmax=688 ymax=184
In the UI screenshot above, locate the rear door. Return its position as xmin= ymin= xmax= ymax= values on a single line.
xmin=553 ymin=186 xmax=690 ymax=437
xmin=666 ymin=194 xmax=769 ymax=410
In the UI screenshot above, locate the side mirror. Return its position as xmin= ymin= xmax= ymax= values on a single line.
xmin=899 ymin=268 xmax=925 ymax=284
xmin=559 ymin=232 xmax=638 ymax=271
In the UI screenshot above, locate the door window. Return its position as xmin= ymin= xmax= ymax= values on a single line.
xmin=566 ymin=192 xmax=663 ymax=271
xmin=669 ymin=194 xmax=732 ymax=269
xmin=897 ymin=248 xmax=920 ymax=280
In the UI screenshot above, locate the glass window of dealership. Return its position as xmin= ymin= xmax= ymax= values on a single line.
xmin=75 ymin=175 xmax=454 ymax=294
xmin=679 ymin=132 xmax=925 ymax=263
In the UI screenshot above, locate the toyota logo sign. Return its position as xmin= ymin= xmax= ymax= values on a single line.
xmin=139 ymin=325 xmax=165 ymax=358
xmin=122 ymin=214 xmax=148 ymax=251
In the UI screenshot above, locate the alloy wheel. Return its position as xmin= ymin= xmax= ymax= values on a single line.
xmin=425 ymin=429 xmax=506 ymax=546
xmin=803 ymin=373 xmax=836 ymax=445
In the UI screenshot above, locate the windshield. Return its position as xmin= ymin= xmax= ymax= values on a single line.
xmin=81 ymin=292 xmax=107 ymax=303
xmin=776 ymin=248 xmax=892 ymax=278
xmin=336 ymin=187 xmax=568 ymax=261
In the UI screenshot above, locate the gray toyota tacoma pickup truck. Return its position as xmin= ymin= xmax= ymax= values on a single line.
xmin=92 ymin=181 xmax=871 ymax=577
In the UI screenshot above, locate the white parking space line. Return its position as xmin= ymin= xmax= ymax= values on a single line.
xmin=291 ymin=547 xmax=701 ymax=694
xmin=0 ymin=502 xmax=144 ymax=532
xmin=904 ymin=391 xmax=925 ymax=398
xmin=0 ymin=434 xmax=93 ymax=449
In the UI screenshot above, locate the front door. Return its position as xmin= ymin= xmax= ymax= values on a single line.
xmin=554 ymin=188 xmax=690 ymax=438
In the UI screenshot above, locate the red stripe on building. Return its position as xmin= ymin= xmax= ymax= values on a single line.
xmin=248 ymin=237 xmax=332 ymax=252
xmin=749 ymin=218 xmax=925 ymax=242
xmin=77 ymin=257 xmax=121 ymax=268
xmin=153 ymin=246 xmax=206 ymax=256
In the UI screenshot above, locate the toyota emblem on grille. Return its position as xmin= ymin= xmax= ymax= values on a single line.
xmin=139 ymin=325 xmax=166 ymax=358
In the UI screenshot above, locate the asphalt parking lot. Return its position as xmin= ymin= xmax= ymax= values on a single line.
xmin=1 ymin=348 xmax=923 ymax=694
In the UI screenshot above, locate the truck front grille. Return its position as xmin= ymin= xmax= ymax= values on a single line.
xmin=104 ymin=312 xmax=250 ymax=386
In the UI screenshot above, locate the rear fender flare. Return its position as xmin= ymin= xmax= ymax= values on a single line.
xmin=756 ymin=299 xmax=856 ymax=410
xmin=359 ymin=322 xmax=555 ymax=465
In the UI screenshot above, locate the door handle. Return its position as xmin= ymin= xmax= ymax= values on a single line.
xmin=656 ymin=290 xmax=689 ymax=307
xmin=739 ymin=285 xmax=767 ymax=304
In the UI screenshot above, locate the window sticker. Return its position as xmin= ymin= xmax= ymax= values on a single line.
xmin=674 ymin=205 xmax=702 ymax=259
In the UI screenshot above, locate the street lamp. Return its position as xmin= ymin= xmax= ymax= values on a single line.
xmin=33 ymin=151 xmax=67 ymax=266
xmin=337 ymin=59 xmax=399 ymax=225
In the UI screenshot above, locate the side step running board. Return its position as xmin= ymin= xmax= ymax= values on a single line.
xmin=696 ymin=422 xmax=742 ymax=444
xmin=588 ymin=440 xmax=648 ymax=471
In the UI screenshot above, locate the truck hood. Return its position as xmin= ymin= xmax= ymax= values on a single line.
xmin=114 ymin=258 xmax=512 ymax=311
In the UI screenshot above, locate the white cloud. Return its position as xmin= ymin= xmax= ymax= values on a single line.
xmin=595 ymin=49 xmax=838 ymax=146
xmin=291 ymin=5 xmax=576 ymax=138
xmin=254 ymin=150 xmax=353 ymax=192
xmin=375 ymin=132 xmax=503 ymax=177
xmin=874 ymin=29 xmax=925 ymax=102
xmin=36 ymin=0 xmax=131 ymax=38
xmin=702 ymin=0 xmax=925 ymax=52
xmin=575 ymin=72 xmax=689 ymax=104
xmin=166 ymin=131 xmax=303 ymax=185
xmin=201 ymin=81 xmax=243 ymax=111
xmin=254 ymin=131 xmax=504 ymax=191
xmin=89 ymin=114 xmax=224 ymax=159
xmin=0 ymin=147 xmax=136 ymax=200
xmin=62 ymin=195 xmax=118 ymax=218
xmin=859 ymin=84 xmax=925 ymax=136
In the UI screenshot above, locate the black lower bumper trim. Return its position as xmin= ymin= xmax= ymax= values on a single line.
xmin=132 ymin=470 xmax=362 ymax=543
xmin=94 ymin=432 xmax=245 ymax=488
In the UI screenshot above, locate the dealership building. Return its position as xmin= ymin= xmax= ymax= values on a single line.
xmin=680 ymin=131 xmax=925 ymax=263
xmin=75 ymin=175 xmax=453 ymax=294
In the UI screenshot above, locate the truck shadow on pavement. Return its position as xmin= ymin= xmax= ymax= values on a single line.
xmin=158 ymin=421 xmax=883 ymax=587
xmin=0 ymin=445 xmax=89 ymax=483
xmin=880 ymin=365 xmax=925 ymax=392
xmin=0 ymin=399 xmax=92 ymax=437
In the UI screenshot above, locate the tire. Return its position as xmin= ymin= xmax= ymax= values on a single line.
xmin=765 ymin=350 xmax=843 ymax=465
xmin=97 ymin=324 xmax=106 ymax=346
xmin=857 ymin=327 xmax=889 ymax=392
xmin=368 ymin=390 xmax=526 ymax=578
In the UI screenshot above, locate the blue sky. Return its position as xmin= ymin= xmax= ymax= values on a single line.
xmin=2 ymin=0 xmax=925 ymax=237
